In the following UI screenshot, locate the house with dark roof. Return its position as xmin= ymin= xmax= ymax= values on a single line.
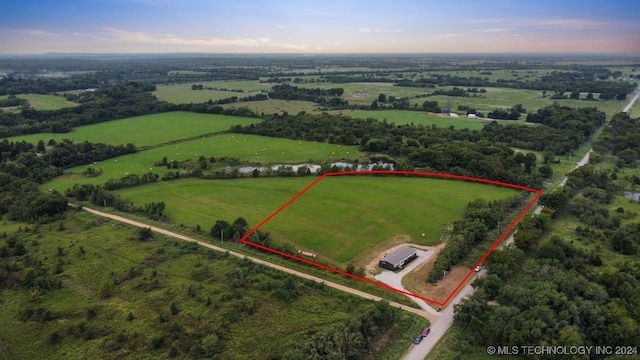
xmin=378 ymin=246 xmax=418 ymax=271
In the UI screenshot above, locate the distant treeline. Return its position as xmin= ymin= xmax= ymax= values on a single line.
xmin=394 ymin=68 xmax=636 ymax=97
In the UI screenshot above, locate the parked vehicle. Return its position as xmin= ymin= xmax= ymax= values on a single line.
xmin=413 ymin=327 xmax=431 ymax=344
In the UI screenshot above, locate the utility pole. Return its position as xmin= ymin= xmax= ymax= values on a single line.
xmin=104 ymin=199 xmax=107 ymax=210
xmin=221 ymin=230 xmax=224 ymax=243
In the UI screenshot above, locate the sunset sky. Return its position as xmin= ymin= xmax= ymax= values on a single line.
xmin=1 ymin=0 xmax=639 ymax=54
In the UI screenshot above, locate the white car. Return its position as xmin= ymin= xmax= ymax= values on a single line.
xmin=474 ymin=265 xmax=482 ymax=273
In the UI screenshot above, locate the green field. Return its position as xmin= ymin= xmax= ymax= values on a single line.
xmin=154 ymin=81 xmax=271 ymax=103
xmin=115 ymin=175 xmax=520 ymax=265
xmin=340 ymin=109 xmax=491 ymax=130
xmin=0 ymin=94 xmax=76 ymax=111
xmin=221 ymin=99 xmax=321 ymax=114
xmin=7 ymin=112 xmax=258 ymax=147
xmin=0 ymin=212 xmax=422 ymax=360
xmin=44 ymin=134 xmax=362 ymax=192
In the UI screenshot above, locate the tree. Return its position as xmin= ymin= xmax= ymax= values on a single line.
xmin=586 ymin=92 xmax=594 ymax=100
xmin=570 ymin=91 xmax=580 ymax=100
xmin=211 ymin=220 xmax=231 ymax=240
xmin=370 ymin=100 xmax=379 ymax=110
xmin=378 ymin=93 xmax=387 ymax=102
xmin=137 ymin=227 xmax=153 ymax=241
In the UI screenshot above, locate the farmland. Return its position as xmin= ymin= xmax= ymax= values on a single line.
xmin=340 ymin=109 xmax=490 ymax=130
xmin=0 ymin=93 xmax=76 ymax=111
xmin=43 ymin=133 xmax=362 ymax=192
xmin=8 ymin=112 xmax=258 ymax=147
xmin=154 ymin=81 xmax=271 ymax=104
xmin=115 ymin=175 xmax=520 ymax=265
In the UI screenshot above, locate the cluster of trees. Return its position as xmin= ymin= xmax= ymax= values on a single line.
xmin=594 ymin=112 xmax=640 ymax=168
xmin=267 ymin=84 xmax=348 ymax=108
xmin=0 ymin=138 xmax=137 ymax=222
xmin=233 ymin=111 xmax=583 ymax=186
xmin=487 ymin=104 xmax=526 ymax=120
xmin=430 ymin=87 xmax=486 ymax=97
xmin=0 ymin=230 xmax=63 ymax=295
xmin=282 ymin=300 xmax=402 ymax=360
xmin=526 ymin=104 xmax=606 ymax=137
xmin=427 ymin=196 xmax=525 ymax=282
xmin=0 ymin=94 xmax=29 ymax=107
xmin=65 ymin=183 xmax=167 ymax=221
xmin=0 ymin=82 xmax=168 ymax=137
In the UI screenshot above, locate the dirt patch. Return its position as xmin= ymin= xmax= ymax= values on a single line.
xmin=402 ymin=248 xmax=471 ymax=303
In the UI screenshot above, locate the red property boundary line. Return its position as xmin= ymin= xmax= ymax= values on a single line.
xmin=239 ymin=170 xmax=543 ymax=307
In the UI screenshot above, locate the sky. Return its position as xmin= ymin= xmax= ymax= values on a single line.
xmin=1 ymin=0 xmax=639 ymax=54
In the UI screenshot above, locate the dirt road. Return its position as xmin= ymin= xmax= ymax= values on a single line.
xmin=77 ymin=205 xmax=431 ymax=319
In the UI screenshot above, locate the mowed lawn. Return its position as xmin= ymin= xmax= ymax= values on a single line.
xmin=43 ymin=134 xmax=362 ymax=192
xmin=7 ymin=111 xmax=258 ymax=147
xmin=340 ymin=109 xmax=489 ymax=130
xmin=0 ymin=94 xmax=76 ymax=111
xmin=116 ymin=176 xmax=520 ymax=264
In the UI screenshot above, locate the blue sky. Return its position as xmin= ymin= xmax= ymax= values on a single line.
xmin=1 ymin=0 xmax=639 ymax=54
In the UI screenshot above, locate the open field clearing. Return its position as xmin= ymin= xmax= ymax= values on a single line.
xmin=43 ymin=134 xmax=362 ymax=192
xmin=7 ymin=112 xmax=258 ymax=147
xmin=0 ymin=212 xmax=421 ymax=360
xmin=116 ymin=175 xmax=518 ymax=266
xmin=154 ymin=81 xmax=271 ymax=103
xmin=0 ymin=93 xmax=76 ymax=111
xmin=221 ymin=99 xmax=321 ymax=114
xmin=416 ymin=87 xmax=628 ymax=118
xmin=262 ymin=176 xmax=519 ymax=264
xmin=340 ymin=109 xmax=490 ymax=130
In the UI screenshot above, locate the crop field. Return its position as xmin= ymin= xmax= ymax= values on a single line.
xmin=340 ymin=109 xmax=490 ymax=130
xmin=8 ymin=112 xmax=258 ymax=147
xmin=0 ymin=212 xmax=421 ymax=360
xmin=116 ymin=175 xmax=519 ymax=265
xmin=413 ymin=87 xmax=628 ymax=117
xmin=43 ymin=134 xmax=362 ymax=192
xmin=0 ymin=93 xmax=76 ymax=111
xmin=154 ymin=81 xmax=271 ymax=103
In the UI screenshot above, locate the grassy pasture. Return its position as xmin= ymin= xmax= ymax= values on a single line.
xmin=221 ymin=99 xmax=321 ymax=114
xmin=116 ymin=176 xmax=520 ymax=265
xmin=0 ymin=94 xmax=76 ymax=111
xmin=339 ymin=109 xmax=489 ymax=130
xmin=0 ymin=212 xmax=421 ymax=360
xmin=154 ymin=81 xmax=271 ymax=103
xmin=43 ymin=134 xmax=362 ymax=192
xmin=7 ymin=112 xmax=258 ymax=147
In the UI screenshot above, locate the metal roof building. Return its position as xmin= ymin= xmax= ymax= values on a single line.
xmin=378 ymin=246 xmax=418 ymax=271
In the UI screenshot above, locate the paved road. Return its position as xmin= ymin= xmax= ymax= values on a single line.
xmin=623 ymin=88 xmax=640 ymax=114
xmin=76 ymin=205 xmax=432 ymax=319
